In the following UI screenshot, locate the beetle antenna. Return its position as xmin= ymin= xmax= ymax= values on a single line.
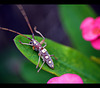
xmin=16 ymin=4 xmax=34 ymax=35
xmin=0 ymin=27 xmax=32 ymax=40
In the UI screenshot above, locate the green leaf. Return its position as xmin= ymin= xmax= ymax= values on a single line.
xmin=91 ymin=56 xmax=100 ymax=65
xmin=14 ymin=35 xmax=100 ymax=83
xmin=20 ymin=60 xmax=55 ymax=83
xmin=58 ymin=5 xmax=100 ymax=57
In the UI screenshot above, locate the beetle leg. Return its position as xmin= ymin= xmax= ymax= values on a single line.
xmin=50 ymin=55 xmax=58 ymax=60
xmin=40 ymin=39 xmax=45 ymax=45
xmin=37 ymin=61 xmax=45 ymax=72
xmin=36 ymin=53 xmax=41 ymax=69
xmin=19 ymin=40 xmax=33 ymax=46
xmin=34 ymin=26 xmax=45 ymax=45
xmin=43 ymin=42 xmax=47 ymax=48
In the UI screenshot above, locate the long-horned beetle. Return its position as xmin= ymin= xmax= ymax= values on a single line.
xmin=0 ymin=5 xmax=57 ymax=72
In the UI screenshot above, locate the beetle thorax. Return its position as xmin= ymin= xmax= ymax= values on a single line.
xmin=32 ymin=39 xmax=42 ymax=51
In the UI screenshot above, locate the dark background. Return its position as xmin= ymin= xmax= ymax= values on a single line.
xmin=0 ymin=4 xmax=99 ymax=83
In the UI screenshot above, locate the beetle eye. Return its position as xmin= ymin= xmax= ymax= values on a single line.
xmin=29 ymin=41 xmax=32 ymax=44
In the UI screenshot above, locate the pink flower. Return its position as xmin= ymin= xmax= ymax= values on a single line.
xmin=47 ymin=73 xmax=83 ymax=84
xmin=80 ymin=17 xmax=100 ymax=50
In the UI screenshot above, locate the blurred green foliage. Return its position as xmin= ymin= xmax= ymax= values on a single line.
xmin=0 ymin=46 xmax=25 ymax=83
xmin=58 ymin=5 xmax=100 ymax=57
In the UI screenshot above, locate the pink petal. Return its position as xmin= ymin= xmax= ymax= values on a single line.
xmin=80 ymin=17 xmax=94 ymax=30
xmin=94 ymin=17 xmax=100 ymax=29
xmin=47 ymin=73 xmax=83 ymax=84
xmin=82 ymin=26 xmax=98 ymax=41
xmin=47 ymin=77 xmax=60 ymax=83
xmin=95 ymin=17 xmax=100 ymax=23
xmin=91 ymin=38 xmax=100 ymax=50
